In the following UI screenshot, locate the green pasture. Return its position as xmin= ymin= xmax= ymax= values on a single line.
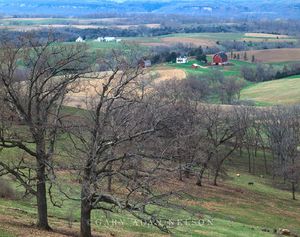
xmin=241 ymin=75 xmax=300 ymax=105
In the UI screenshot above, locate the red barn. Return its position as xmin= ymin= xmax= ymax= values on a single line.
xmin=213 ymin=52 xmax=228 ymax=65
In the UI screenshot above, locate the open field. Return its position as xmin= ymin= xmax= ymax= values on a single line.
xmin=0 ymin=17 xmax=160 ymax=31
xmin=241 ymin=75 xmax=300 ymax=105
xmin=244 ymin=33 xmax=289 ymax=38
xmin=0 ymin=24 xmax=161 ymax=31
xmin=126 ymin=32 xmax=296 ymax=47
xmin=238 ymin=48 xmax=300 ymax=63
xmin=64 ymin=68 xmax=186 ymax=108
xmin=160 ymin=37 xmax=216 ymax=47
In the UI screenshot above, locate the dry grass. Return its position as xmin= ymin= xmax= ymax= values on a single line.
xmin=160 ymin=37 xmax=216 ymax=47
xmin=154 ymin=68 xmax=186 ymax=82
xmin=240 ymin=48 xmax=300 ymax=63
xmin=241 ymin=38 xmax=296 ymax=43
xmin=64 ymin=68 xmax=186 ymax=108
xmin=244 ymin=33 xmax=289 ymax=38
xmin=0 ymin=23 xmax=160 ymax=31
xmin=138 ymin=42 xmax=169 ymax=47
xmin=0 ymin=25 xmax=102 ymax=31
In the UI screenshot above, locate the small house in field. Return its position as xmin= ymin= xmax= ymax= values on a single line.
xmin=139 ymin=59 xmax=152 ymax=68
xmin=213 ymin=52 xmax=228 ymax=65
xmin=76 ymin=36 xmax=85 ymax=43
xmin=176 ymin=56 xmax=188 ymax=64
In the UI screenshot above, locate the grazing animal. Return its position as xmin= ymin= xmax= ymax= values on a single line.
xmin=236 ymin=173 xmax=240 ymax=177
xmin=248 ymin=182 xmax=254 ymax=185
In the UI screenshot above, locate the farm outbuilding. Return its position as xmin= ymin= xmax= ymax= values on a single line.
xmin=213 ymin=52 xmax=228 ymax=65
xmin=139 ymin=59 xmax=152 ymax=68
xmin=75 ymin=36 xmax=85 ymax=43
xmin=176 ymin=56 xmax=188 ymax=64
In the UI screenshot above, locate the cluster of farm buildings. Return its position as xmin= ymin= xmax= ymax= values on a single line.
xmin=140 ymin=52 xmax=228 ymax=69
xmin=75 ymin=36 xmax=122 ymax=43
xmin=75 ymin=37 xmax=229 ymax=68
xmin=176 ymin=52 xmax=228 ymax=66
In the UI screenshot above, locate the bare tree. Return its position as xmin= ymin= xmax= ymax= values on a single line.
xmin=195 ymin=105 xmax=246 ymax=186
xmin=0 ymin=33 xmax=89 ymax=230
xmin=263 ymin=106 xmax=300 ymax=200
xmin=65 ymin=49 xmax=178 ymax=237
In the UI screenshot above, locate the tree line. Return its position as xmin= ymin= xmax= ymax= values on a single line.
xmin=150 ymin=44 xmax=207 ymax=64
xmin=241 ymin=63 xmax=300 ymax=82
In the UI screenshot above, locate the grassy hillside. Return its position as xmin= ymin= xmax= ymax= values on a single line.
xmin=0 ymin=146 xmax=299 ymax=237
xmin=241 ymin=75 xmax=300 ymax=105
xmin=0 ymin=171 xmax=299 ymax=236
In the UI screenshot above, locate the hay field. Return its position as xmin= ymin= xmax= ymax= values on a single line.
xmin=244 ymin=33 xmax=289 ymax=38
xmin=160 ymin=37 xmax=216 ymax=47
xmin=240 ymin=48 xmax=300 ymax=63
xmin=241 ymin=75 xmax=300 ymax=105
xmin=154 ymin=68 xmax=186 ymax=82
xmin=65 ymin=68 xmax=186 ymax=108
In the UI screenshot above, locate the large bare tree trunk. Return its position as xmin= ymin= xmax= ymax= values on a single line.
xmin=196 ymin=166 xmax=206 ymax=186
xmin=179 ymin=162 xmax=183 ymax=182
xmin=80 ymin=183 xmax=92 ymax=237
xmin=213 ymin=168 xmax=220 ymax=186
xmin=292 ymin=182 xmax=296 ymax=200
xmin=36 ymin=159 xmax=50 ymax=230
xmin=107 ymin=162 xmax=112 ymax=192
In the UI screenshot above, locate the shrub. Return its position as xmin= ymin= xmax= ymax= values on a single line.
xmin=0 ymin=178 xmax=16 ymax=200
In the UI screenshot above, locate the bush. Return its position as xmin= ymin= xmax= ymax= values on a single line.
xmin=0 ymin=178 xmax=16 ymax=200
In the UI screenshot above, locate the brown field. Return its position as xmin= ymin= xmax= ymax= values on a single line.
xmin=241 ymin=38 xmax=296 ymax=43
xmin=153 ymin=68 xmax=186 ymax=82
xmin=244 ymin=33 xmax=289 ymax=38
xmin=64 ymin=68 xmax=186 ymax=108
xmin=240 ymin=48 xmax=300 ymax=63
xmin=78 ymin=18 xmax=126 ymax=23
xmin=0 ymin=25 xmax=102 ymax=31
xmin=112 ymin=24 xmax=160 ymax=29
xmin=144 ymin=24 xmax=161 ymax=28
xmin=0 ymin=23 xmax=161 ymax=31
xmin=139 ymin=42 xmax=170 ymax=47
xmin=160 ymin=37 xmax=216 ymax=47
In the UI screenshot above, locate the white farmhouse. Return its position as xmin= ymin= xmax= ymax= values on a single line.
xmin=176 ymin=56 xmax=188 ymax=64
xmin=76 ymin=36 xmax=85 ymax=43
xmin=104 ymin=37 xmax=116 ymax=42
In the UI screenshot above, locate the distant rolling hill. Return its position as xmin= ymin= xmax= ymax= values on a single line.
xmin=1 ymin=0 xmax=300 ymax=19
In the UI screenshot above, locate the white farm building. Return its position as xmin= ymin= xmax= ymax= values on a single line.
xmin=176 ymin=56 xmax=188 ymax=64
xmin=75 ymin=36 xmax=85 ymax=43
